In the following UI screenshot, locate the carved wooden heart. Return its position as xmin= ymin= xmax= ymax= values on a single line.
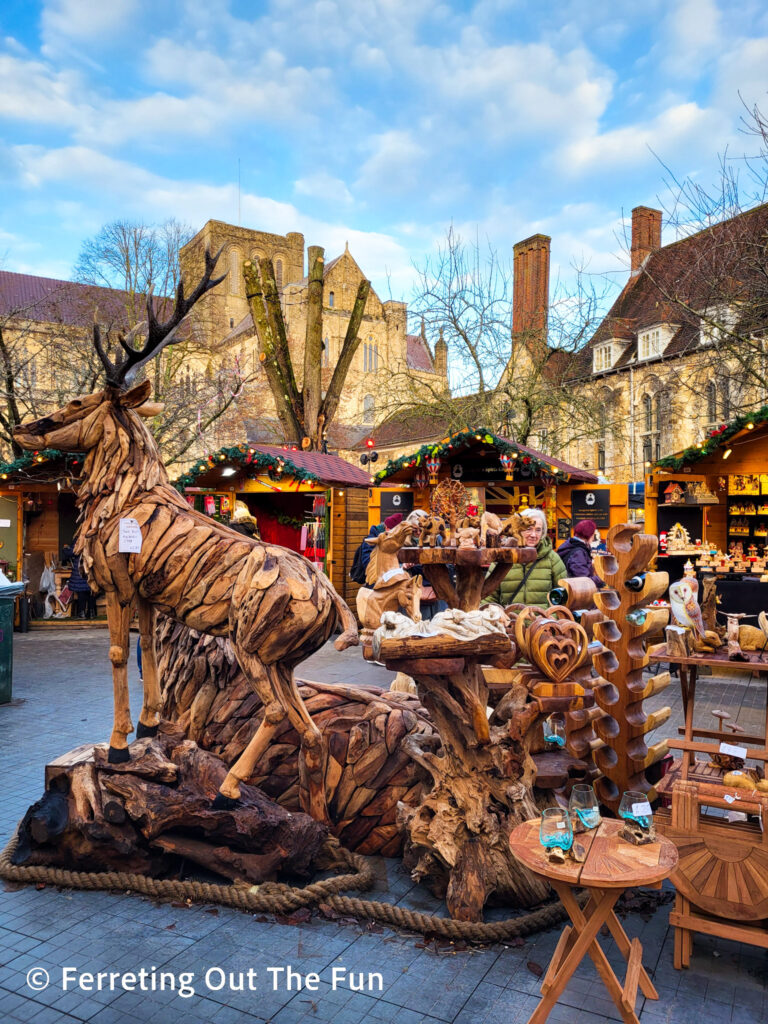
xmin=529 ymin=618 xmax=589 ymax=684
xmin=514 ymin=604 xmax=546 ymax=660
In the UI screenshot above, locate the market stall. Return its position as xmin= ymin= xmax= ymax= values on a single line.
xmin=174 ymin=443 xmax=370 ymax=606
xmin=370 ymin=428 xmax=597 ymax=532
xmin=646 ymin=407 xmax=768 ymax=609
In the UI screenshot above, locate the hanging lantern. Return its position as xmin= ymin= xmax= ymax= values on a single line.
xmin=414 ymin=466 xmax=429 ymax=490
xmin=425 ymin=454 xmax=441 ymax=484
xmin=499 ymin=452 xmax=514 ymax=481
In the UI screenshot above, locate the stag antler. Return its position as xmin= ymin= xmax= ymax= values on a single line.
xmin=93 ymin=247 xmax=226 ymax=388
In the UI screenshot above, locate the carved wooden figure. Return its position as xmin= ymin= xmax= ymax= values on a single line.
xmin=14 ymin=250 xmax=358 ymax=821
xmin=356 ymin=522 xmax=422 ymax=631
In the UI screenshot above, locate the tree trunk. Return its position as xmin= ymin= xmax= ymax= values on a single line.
xmin=303 ymin=246 xmax=324 ymax=448
xmin=321 ymin=279 xmax=371 ymax=428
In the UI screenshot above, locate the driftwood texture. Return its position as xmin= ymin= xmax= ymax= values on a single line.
xmin=592 ymin=524 xmax=672 ymax=812
xmin=157 ymin=618 xmax=434 ymax=856
xmin=13 ymin=725 xmax=327 ymax=883
xmin=14 ymin=379 xmax=359 ymax=817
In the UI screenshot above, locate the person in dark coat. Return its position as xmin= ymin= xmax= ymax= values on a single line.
xmin=62 ymin=544 xmax=96 ymax=618
xmin=228 ymin=500 xmax=260 ymax=538
xmin=557 ymin=519 xmax=604 ymax=588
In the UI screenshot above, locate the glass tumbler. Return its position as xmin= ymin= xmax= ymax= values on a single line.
xmin=539 ymin=806 xmax=573 ymax=851
xmin=569 ymin=784 xmax=601 ymax=831
xmin=542 ymin=714 xmax=566 ymax=748
xmin=618 ymin=790 xmax=653 ymax=829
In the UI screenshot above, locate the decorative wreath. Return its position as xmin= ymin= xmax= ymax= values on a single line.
xmin=430 ymin=478 xmax=468 ymax=523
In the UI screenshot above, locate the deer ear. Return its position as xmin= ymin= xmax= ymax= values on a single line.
xmin=120 ymin=380 xmax=152 ymax=408
xmin=135 ymin=402 xmax=165 ymax=418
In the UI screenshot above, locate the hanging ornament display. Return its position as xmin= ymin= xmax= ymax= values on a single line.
xmin=425 ymin=454 xmax=441 ymax=485
xmin=499 ymin=452 xmax=514 ymax=480
xmin=414 ymin=466 xmax=429 ymax=490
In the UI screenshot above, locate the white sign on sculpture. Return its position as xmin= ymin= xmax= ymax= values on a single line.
xmin=118 ymin=517 xmax=143 ymax=554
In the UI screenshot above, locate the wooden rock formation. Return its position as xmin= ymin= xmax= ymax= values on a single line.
xmin=13 ymin=724 xmax=327 ymax=884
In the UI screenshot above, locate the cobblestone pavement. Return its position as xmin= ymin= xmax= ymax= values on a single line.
xmin=0 ymin=629 xmax=766 ymax=1023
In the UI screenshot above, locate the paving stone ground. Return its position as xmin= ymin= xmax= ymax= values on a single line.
xmin=0 ymin=628 xmax=766 ymax=1023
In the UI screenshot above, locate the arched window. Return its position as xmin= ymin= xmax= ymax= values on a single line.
xmin=228 ymin=248 xmax=241 ymax=295
xmin=363 ymin=394 xmax=375 ymax=423
xmin=643 ymin=394 xmax=652 ymax=433
xmin=274 ymin=257 xmax=283 ymax=290
xmin=706 ymin=381 xmax=717 ymax=423
xmin=328 ymin=291 xmax=335 ymax=308
xmin=721 ymin=380 xmax=731 ymax=421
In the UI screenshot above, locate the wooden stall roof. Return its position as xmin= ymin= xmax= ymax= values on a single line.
xmin=374 ymin=427 xmax=597 ymax=485
xmin=653 ymin=404 xmax=768 ymax=474
xmin=174 ymin=441 xmax=370 ymax=491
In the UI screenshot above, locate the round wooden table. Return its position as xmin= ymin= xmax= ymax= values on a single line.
xmin=509 ymin=818 xmax=678 ymax=1024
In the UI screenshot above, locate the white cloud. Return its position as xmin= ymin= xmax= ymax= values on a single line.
xmin=41 ymin=0 xmax=139 ymax=47
xmin=0 ymin=54 xmax=89 ymax=129
xmin=294 ymin=172 xmax=354 ymax=205
xmin=355 ymin=131 xmax=426 ymax=194
xmin=561 ymin=102 xmax=727 ymax=174
xmin=660 ymin=0 xmax=720 ymax=78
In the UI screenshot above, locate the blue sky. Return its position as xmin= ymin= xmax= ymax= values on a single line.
xmin=1 ymin=0 xmax=767 ymax=310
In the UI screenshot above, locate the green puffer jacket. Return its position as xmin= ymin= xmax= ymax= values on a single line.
xmin=486 ymin=537 xmax=567 ymax=608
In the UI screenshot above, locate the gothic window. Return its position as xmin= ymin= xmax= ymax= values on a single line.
xmin=329 ymin=291 xmax=335 ymax=308
xmin=706 ymin=381 xmax=718 ymax=423
xmin=643 ymin=394 xmax=652 ymax=433
xmin=642 ymin=436 xmax=653 ymax=465
xmin=228 ymin=248 xmax=241 ymax=295
xmin=363 ymin=342 xmax=378 ymax=373
xmin=597 ymin=444 xmax=606 ymax=473
xmin=274 ymin=258 xmax=283 ymax=290
xmin=363 ymin=394 xmax=375 ymax=423
xmin=721 ymin=380 xmax=731 ymax=421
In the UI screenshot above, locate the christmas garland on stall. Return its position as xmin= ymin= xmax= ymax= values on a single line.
xmin=373 ymin=427 xmax=568 ymax=483
xmin=174 ymin=443 xmax=322 ymax=491
xmin=655 ymin=403 xmax=768 ymax=471
xmin=0 ymin=448 xmax=84 ymax=480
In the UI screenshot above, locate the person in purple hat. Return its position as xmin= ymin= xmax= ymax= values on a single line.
xmin=557 ymin=519 xmax=604 ymax=587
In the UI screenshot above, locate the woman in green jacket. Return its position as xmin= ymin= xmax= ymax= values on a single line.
xmin=486 ymin=508 xmax=567 ymax=608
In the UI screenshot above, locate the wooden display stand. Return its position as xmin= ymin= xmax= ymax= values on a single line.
xmin=590 ymin=524 xmax=672 ymax=812
xmin=649 ymin=645 xmax=768 ymax=962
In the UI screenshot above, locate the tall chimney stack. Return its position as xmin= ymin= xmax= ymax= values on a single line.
xmin=513 ymin=234 xmax=550 ymax=358
xmin=630 ymin=206 xmax=662 ymax=272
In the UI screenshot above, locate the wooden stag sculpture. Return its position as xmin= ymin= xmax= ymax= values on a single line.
xmin=14 ymin=250 xmax=358 ymax=820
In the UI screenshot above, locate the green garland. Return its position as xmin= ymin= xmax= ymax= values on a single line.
xmin=0 ymin=448 xmax=84 ymax=479
xmin=173 ymin=443 xmax=322 ymax=491
xmin=654 ymin=403 xmax=768 ymax=471
xmin=373 ymin=427 xmax=568 ymax=483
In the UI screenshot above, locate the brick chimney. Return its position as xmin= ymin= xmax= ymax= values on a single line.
xmin=630 ymin=206 xmax=661 ymax=272
xmin=513 ymin=234 xmax=550 ymax=357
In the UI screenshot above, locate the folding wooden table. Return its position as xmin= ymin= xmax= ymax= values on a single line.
xmin=509 ymin=818 xmax=678 ymax=1024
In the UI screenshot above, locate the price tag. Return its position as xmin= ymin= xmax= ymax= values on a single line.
xmin=118 ymin=517 xmax=143 ymax=554
xmin=632 ymin=801 xmax=652 ymax=818
xmin=723 ymin=794 xmax=736 ymax=804
xmin=556 ymin=822 xmax=566 ymax=830
xmin=719 ymin=742 xmax=747 ymax=759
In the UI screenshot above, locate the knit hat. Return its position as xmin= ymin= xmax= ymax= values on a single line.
xmin=384 ymin=512 xmax=403 ymax=530
xmin=574 ymin=519 xmax=597 ymax=540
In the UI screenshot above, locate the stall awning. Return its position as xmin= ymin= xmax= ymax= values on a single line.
xmin=174 ymin=442 xmax=370 ymax=491
xmin=249 ymin=446 xmax=370 ymax=488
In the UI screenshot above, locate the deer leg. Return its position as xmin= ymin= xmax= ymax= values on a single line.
xmin=269 ymin=662 xmax=330 ymax=825
xmin=136 ymin=599 xmax=161 ymax=738
xmin=106 ymin=590 xmax=133 ymax=763
xmin=215 ymin=701 xmax=286 ymax=807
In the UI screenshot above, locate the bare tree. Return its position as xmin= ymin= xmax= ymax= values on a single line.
xmin=379 ymin=227 xmax=612 ymax=454
xmin=243 ymin=250 xmax=370 ymax=449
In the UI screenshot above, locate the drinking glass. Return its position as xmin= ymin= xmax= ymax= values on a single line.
xmin=618 ymin=790 xmax=653 ymax=829
xmin=542 ymin=714 xmax=566 ymax=748
xmin=539 ymin=807 xmax=573 ymax=851
xmin=569 ymin=784 xmax=601 ymax=830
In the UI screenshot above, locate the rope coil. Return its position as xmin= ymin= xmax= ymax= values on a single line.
xmin=0 ymin=827 xmax=572 ymax=942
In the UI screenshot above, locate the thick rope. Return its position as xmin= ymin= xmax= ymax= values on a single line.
xmin=0 ymin=827 xmax=573 ymax=943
